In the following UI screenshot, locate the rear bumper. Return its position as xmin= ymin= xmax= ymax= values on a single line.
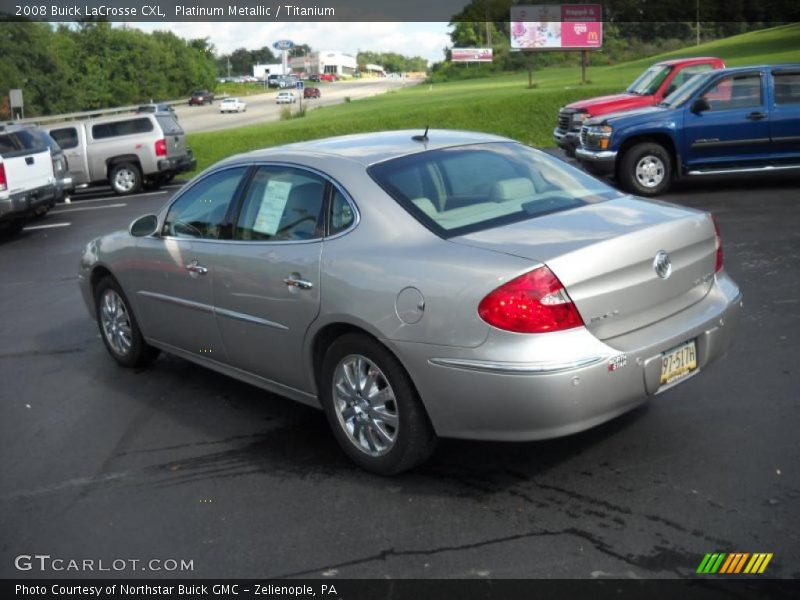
xmin=575 ymin=147 xmax=618 ymax=175
xmin=158 ymin=150 xmax=196 ymax=174
xmin=389 ymin=273 xmax=742 ymax=441
xmin=0 ymin=184 xmax=56 ymax=222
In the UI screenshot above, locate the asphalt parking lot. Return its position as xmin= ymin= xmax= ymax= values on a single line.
xmin=1 ymin=169 xmax=798 ymax=579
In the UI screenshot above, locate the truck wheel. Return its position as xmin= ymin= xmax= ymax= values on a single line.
xmin=619 ymin=142 xmax=673 ymax=196
xmin=109 ymin=163 xmax=142 ymax=196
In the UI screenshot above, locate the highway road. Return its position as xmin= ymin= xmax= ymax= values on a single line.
xmin=172 ymin=77 xmax=417 ymax=134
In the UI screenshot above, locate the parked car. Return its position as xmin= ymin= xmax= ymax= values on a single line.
xmin=137 ymin=103 xmax=178 ymax=120
xmin=576 ymin=64 xmax=800 ymax=195
xmin=278 ymin=76 xmax=299 ymax=89
xmin=0 ymin=124 xmax=57 ymax=234
xmin=275 ymin=91 xmax=297 ymax=104
xmin=31 ymin=127 xmax=73 ymax=207
xmin=267 ymin=74 xmax=281 ymax=88
xmin=308 ymin=75 xmax=321 ymax=82
xmin=219 ymin=97 xmax=247 ymax=113
xmin=554 ymin=57 xmax=725 ymax=157
xmin=78 ymin=129 xmax=742 ymax=474
xmin=319 ymin=73 xmax=337 ymax=82
xmin=45 ymin=113 xmax=196 ymax=196
xmin=188 ymin=90 xmax=214 ymax=106
xmin=304 ymin=87 xmax=321 ymax=99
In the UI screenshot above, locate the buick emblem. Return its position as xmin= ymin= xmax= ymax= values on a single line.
xmin=653 ymin=250 xmax=672 ymax=279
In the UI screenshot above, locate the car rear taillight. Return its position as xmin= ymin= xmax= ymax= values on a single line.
xmin=712 ymin=215 xmax=724 ymax=273
xmin=0 ymin=163 xmax=6 ymax=192
xmin=155 ymin=139 xmax=167 ymax=157
xmin=478 ymin=266 xmax=585 ymax=334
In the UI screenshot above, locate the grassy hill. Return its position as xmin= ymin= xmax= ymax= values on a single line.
xmin=187 ymin=24 xmax=800 ymax=173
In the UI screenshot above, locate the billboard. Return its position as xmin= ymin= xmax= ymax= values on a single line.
xmin=510 ymin=4 xmax=602 ymax=50
xmin=451 ymin=48 xmax=494 ymax=62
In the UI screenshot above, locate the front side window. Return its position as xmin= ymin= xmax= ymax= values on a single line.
xmin=369 ymin=143 xmax=622 ymax=238
xmin=50 ymin=127 xmax=79 ymax=150
xmin=665 ymin=64 xmax=714 ymax=96
xmin=701 ymin=73 xmax=763 ymax=111
xmin=774 ymin=71 xmax=800 ymax=105
xmin=163 ymin=167 xmax=248 ymax=239
xmin=234 ymin=166 xmax=326 ymax=241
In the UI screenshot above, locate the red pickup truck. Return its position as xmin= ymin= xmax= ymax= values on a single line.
xmin=554 ymin=57 xmax=725 ymax=157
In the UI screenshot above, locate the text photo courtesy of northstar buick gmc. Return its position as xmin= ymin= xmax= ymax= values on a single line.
xmin=78 ymin=130 xmax=742 ymax=475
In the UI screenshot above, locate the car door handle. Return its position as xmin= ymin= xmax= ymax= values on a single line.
xmin=746 ymin=112 xmax=766 ymax=120
xmin=185 ymin=260 xmax=208 ymax=275
xmin=283 ymin=275 xmax=313 ymax=290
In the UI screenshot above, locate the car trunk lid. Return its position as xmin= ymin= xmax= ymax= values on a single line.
xmin=450 ymin=196 xmax=718 ymax=341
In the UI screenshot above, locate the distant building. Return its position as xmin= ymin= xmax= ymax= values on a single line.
xmin=252 ymin=63 xmax=285 ymax=80
xmin=289 ymin=51 xmax=358 ymax=77
xmin=363 ymin=63 xmax=386 ymax=76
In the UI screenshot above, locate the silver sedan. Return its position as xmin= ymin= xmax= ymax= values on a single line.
xmin=78 ymin=130 xmax=742 ymax=474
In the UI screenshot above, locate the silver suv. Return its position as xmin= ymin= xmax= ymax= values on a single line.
xmin=45 ymin=113 xmax=196 ymax=195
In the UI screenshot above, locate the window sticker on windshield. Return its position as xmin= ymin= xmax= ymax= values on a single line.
xmin=253 ymin=180 xmax=292 ymax=235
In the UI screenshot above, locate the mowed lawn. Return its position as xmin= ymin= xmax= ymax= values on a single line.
xmin=186 ymin=24 xmax=800 ymax=173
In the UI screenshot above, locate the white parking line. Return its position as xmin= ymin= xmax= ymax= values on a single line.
xmin=50 ymin=203 xmax=127 ymax=215
xmin=23 ymin=222 xmax=72 ymax=231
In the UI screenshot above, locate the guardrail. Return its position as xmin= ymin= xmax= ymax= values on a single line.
xmin=3 ymin=95 xmax=228 ymax=126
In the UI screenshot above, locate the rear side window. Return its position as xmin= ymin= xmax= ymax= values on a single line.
xmin=773 ymin=72 xmax=800 ymax=105
xmin=234 ymin=166 xmax=326 ymax=241
xmin=369 ymin=143 xmax=622 ymax=238
xmin=92 ymin=118 xmax=154 ymax=140
xmin=50 ymin=127 xmax=79 ymax=149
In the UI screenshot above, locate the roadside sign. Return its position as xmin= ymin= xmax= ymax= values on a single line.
xmin=296 ymin=81 xmax=304 ymax=90
xmin=273 ymin=39 xmax=294 ymax=51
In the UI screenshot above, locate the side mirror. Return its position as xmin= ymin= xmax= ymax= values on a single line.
xmin=129 ymin=214 xmax=159 ymax=237
xmin=691 ymin=98 xmax=710 ymax=114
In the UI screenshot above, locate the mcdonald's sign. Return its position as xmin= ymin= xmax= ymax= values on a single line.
xmin=510 ymin=5 xmax=603 ymax=49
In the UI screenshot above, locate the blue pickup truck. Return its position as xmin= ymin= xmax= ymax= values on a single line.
xmin=575 ymin=65 xmax=800 ymax=195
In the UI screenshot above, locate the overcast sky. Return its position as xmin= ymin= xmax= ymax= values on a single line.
xmin=127 ymin=22 xmax=452 ymax=64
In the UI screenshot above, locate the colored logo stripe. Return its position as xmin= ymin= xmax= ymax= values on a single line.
xmin=697 ymin=553 xmax=773 ymax=574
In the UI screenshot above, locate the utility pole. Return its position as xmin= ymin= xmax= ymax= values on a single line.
xmin=227 ymin=57 xmax=231 ymax=78
xmin=696 ymin=0 xmax=700 ymax=46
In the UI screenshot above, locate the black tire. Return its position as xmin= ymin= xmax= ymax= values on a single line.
xmin=618 ymin=142 xmax=673 ymax=196
xmin=94 ymin=276 xmax=159 ymax=368
xmin=320 ymin=333 xmax=437 ymax=475
xmin=109 ymin=162 xmax=143 ymax=196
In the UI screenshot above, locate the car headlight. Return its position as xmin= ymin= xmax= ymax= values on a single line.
xmin=571 ymin=112 xmax=590 ymax=127
xmin=584 ymin=125 xmax=613 ymax=149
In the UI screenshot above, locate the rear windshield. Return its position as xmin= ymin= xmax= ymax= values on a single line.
xmin=368 ymin=142 xmax=622 ymax=238
xmin=156 ymin=115 xmax=183 ymax=135
xmin=0 ymin=129 xmax=48 ymax=158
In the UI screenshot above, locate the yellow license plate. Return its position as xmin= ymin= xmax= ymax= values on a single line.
xmin=660 ymin=340 xmax=698 ymax=386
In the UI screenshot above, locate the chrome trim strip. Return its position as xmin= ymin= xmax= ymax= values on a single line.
xmin=690 ymin=137 xmax=770 ymax=148
xmin=213 ymin=306 xmax=289 ymax=330
xmin=428 ymin=356 xmax=605 ymax=375
xmin=687 ymin=163 xmax=800 ymax=176
xmin=136 ymin=290 xmax=214 ymax=314
xmin=575 ymin=148 xmax=618 ymax=162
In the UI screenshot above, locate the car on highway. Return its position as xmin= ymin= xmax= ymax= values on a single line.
xmin=219 ymin=97 xmax=247 ymax=113
xmin=275 ymin=91 xmax=297 ymax=104
xmin=78 ymin=129 xmax=742 ymax=474
xmin=188 ymin=89 xmax=214 ymax=106
xmin=576 ymin=64 xmax=800 ymax=195
xmin=137 ymin=103 xmax=177 ymax=118
xmin=304 ymin=87 xmax=321 ymax=99
xmin=554 ymin=57 xmax=725 ymax=157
